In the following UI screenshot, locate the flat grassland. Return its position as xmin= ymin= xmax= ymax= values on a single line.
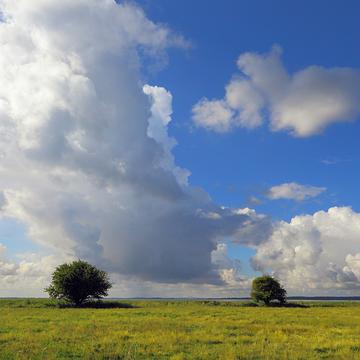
xmin=1 ymin=299 xmax=360 ymax=359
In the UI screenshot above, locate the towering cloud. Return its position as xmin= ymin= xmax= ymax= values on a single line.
xmin=2 ymin=1 xmax=359 ymax=297
xmin=0 ymin=0 xmax=268 ymax=293
xmin=193 ymin=46 xmax=360 ymax=137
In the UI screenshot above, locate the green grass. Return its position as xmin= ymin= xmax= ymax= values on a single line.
xmin=1 ymin=299 xmax=360 ymax=359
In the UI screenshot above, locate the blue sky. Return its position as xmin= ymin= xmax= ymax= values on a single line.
xmin=135 ymin=0 xmax=360 ymax=268
xmin=1 ymin=0 xmax=360 ymax=296
xmin=137 ymin=0 xmax=360 ymax=214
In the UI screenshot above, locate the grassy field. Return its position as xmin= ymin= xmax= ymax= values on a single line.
xmin=1 ymin=299 xmax=360 ymax=359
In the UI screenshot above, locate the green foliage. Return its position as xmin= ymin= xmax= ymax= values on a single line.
xmin=251 ymin=275 xmax=287 ymax=305
xmin=45 ymin=260 xmax=112 ymax=306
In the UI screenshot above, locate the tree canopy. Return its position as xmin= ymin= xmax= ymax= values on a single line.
xmin=251 ymin=275 xmax=287 ymax=305
xmin=45 ymin=260 xmax=112 ymax=306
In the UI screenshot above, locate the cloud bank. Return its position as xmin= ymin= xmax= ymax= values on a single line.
xmin=253 ymin=207 xmax=360 ymax=293
xmin=0 ymin=0 xmax=269 ymax=294
xmin=193 ymin=46 xmax=360 ymax=137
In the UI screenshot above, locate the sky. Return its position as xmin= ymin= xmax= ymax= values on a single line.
xmin=0 ymin=0 xmax=360 ymax=297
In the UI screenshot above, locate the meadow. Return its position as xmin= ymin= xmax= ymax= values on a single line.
xmin=1 ymin=299 xmax=360 ymax=359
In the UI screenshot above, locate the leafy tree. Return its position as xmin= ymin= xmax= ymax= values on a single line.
xmin=45 ymin=260 xmax=112 ymax=306
xmin=251 ymin=275 xmax=287 ymax=305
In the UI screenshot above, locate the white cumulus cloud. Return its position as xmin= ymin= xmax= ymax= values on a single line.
xmin=192 ymin=45 xmax=360 ymax=137
xmin=192 ymin=99 xmax=234 ymax=133
xmin=0 ymin=243 xmax=72 ymax=296
xmin=267 ymin=182 xmax=326 ymax=201
xmin=252 ymin=207 xmax=360 ymax=293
